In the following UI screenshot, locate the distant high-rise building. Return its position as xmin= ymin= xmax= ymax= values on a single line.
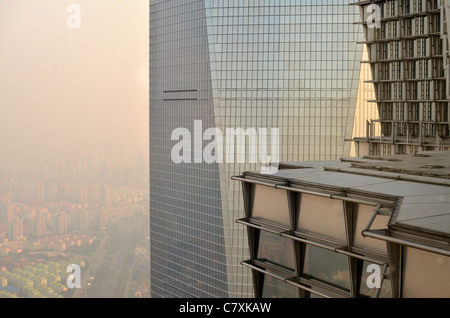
xmin=90 ymin=183 xmax=101 ymax=204
xmin=78 ymin=209 xmax=88 ymax=231
xmin=97 ymin=208 xmax=107 ymax=229
xmin=9 ymin=217 xmax=23 ymax=241
xmin=46 ymin=183 xmax=58 ymax=202
xmin=79 ymin=183 xmax=90 ymax=205
xmin=34 ymin=213 xmax=46 ymax=238
xmin=0 ymin=200 xmax=12 ymax=224
xmin=35 ymin=181 xmax=45 ymax=203
xmin=57 ymin=212 xmax=68 ymax=234
xmin=104 ymin=185 xmax=112 ymax=207
xmin=9 ymin=178 xmax=19 ymax=202
xmin=149 ymin=0 xmax=376 ymax=298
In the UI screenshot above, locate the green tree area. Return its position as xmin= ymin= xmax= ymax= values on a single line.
xmin=0 ymin=259 xmax=85 ymax=298
xmin=0 ymin=290 xmax=18 ymax=298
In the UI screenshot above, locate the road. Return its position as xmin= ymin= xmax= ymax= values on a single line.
xmin=72 ymin=205 xmax=144 ymax=298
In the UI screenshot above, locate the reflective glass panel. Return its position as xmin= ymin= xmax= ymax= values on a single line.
xmin=302 ymin=245 xmax=350 ymax=292
xmin=257 ymin=231 xmax=295 ymax=271
xmin=261 ymin=272 xmax=298 ymax=298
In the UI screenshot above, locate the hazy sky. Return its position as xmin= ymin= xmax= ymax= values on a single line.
xmin=0 ymin=0 xmax=148 ymax=163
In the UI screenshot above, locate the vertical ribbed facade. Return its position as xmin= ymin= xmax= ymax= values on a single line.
xmin=353 ymin=0 xmax=450 ymax=156
xmin=444 ymin=1 xmax=450 ymax=100
xmin=150 ymin=0 xmax=367 ymax=298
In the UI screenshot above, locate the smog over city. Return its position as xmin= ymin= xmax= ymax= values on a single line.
xmin=0 ymin=0 xmax=150 ymax=298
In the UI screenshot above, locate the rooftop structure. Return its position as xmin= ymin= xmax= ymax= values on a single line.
xmin=233 ymin=151 xmax=450 ymax=298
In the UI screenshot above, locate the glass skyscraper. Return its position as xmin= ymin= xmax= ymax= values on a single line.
xmin=149 ymin=0 xmax=374 ymax=298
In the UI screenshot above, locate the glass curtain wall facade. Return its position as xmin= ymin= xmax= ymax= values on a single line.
xmin=150 ymin=0 xmax=229 ymax=298
xmin=150 ymin=0 xmax=369 ymax=298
